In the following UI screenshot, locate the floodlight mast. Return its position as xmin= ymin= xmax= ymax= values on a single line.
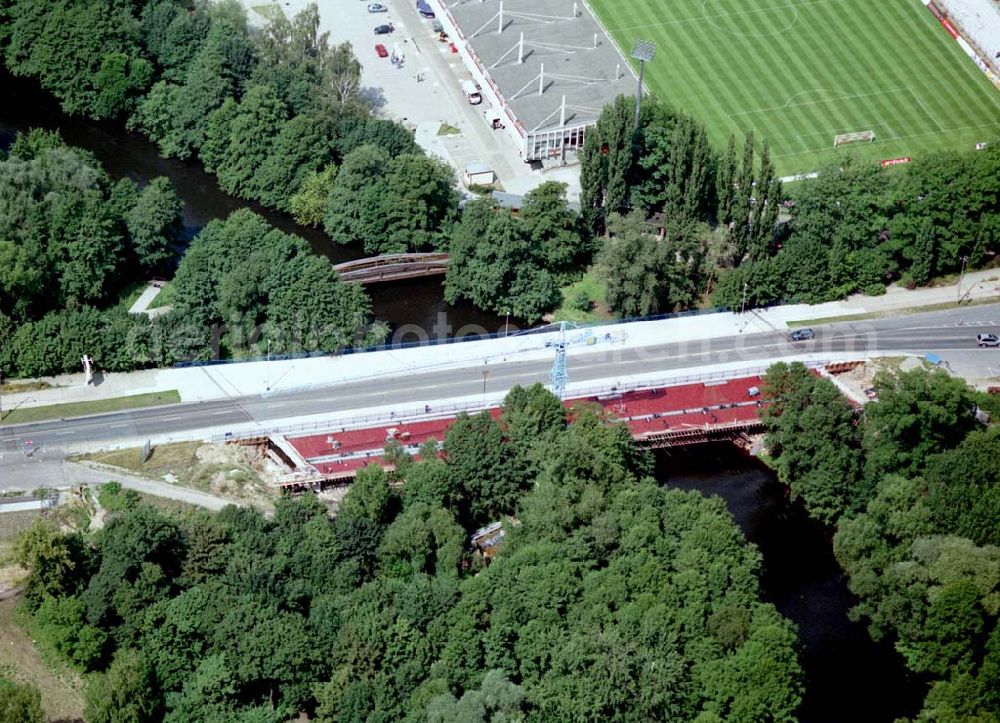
xmin=630 ymin=40 xmax=656 ymax=130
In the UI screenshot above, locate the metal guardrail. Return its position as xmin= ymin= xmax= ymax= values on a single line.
xmin=208 ymin=360 xmax=839 ymax=445
xmin=173 ymin=306 xmax=736 ymax=369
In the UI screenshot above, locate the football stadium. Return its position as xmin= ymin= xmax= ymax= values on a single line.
xmin=590 ymin=0 xmax=1000 ymax=175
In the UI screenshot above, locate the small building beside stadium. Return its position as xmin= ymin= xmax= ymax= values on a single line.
xmin=428 ymin=0 xmax=637 ymax=164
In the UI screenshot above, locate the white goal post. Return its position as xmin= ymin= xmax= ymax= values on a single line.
xmin=834 ymin=130 xmax=875 ymax=147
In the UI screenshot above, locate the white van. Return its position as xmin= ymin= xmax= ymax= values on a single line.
xmin=460 ymin=80 xmax=482 ymax=105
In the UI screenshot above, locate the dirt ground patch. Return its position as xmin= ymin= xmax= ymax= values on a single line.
xmin=76 ymin=441 xmax=282 ymax=512
xmin=0 ymin=595 xmax=84 ymax=722
xmin=833 ymin=357 xmax=910 ymax=402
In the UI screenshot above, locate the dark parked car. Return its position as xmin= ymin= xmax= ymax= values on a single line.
xmin=977 ymin=333 xmax=1000 ymax=347
xmin=789 ymin=328 xmax=815 ymax=342
xmin=374 ymin=23 xmax=394 ymax=35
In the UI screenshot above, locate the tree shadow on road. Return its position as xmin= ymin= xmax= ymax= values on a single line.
xmin=359 ymin=86 xmax=387 ymax=112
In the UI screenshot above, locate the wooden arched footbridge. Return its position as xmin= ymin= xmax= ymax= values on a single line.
xmin=333 ymin=253 xmax=449 ymax=284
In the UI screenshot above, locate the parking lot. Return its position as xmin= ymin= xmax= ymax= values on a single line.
xmin=241 ymin=0 xmax=581 ymax=198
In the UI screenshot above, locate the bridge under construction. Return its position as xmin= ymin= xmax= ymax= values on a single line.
xmin=245 ymin=367 xmax=860 ymax=493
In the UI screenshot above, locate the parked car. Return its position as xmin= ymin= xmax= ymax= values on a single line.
xmin=374 ymin=43 xmax=389 ymax=58
xmin=374 ymin=23 xmax=393 ymax=35
xmin=977 ymin=333 xmax=1000 ymax=347
xmin=416 ymin=0 xmax=435 ymax=18
xmin=367 ymin=3 xmax=387 ymax=12
xmin=788 ymin=328 xmax=815 ymax=342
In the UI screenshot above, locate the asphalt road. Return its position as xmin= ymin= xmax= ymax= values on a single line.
xmin=2 ymin=306 xmax=998 ymax=458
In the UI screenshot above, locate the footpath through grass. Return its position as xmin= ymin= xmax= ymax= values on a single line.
xmin=591 ymin=0 xmax=1000 ymax=175
xmin=0 ymin=390 xmax=181 ymax=425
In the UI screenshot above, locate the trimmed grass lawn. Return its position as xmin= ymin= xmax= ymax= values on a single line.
xmin=550 ymin=270 xmax=612 ymax=324
xmin=590 ymin=0 xmax=1000 ymax=175
xmin=77 ymin=440 xmax=203 ymax=477
xmin=0 ymin=390 xmax=180 ymax=425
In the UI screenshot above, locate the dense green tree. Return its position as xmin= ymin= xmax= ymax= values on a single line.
xmin=12 ymin=520 xmax=87 ymax=609
xmin=339 ymin=465 xmax=396 ymax=526
xmin=84 ymin=648 xmax=163 ymax=723
xmin=427 ymin=669 xmax=525 ymax=722
xmin=379 ymin=154 xmax=457 ymax=253
xmin=861 ymin=368 xmax=976 ymax=492
xmin=126 ymin=176 xmax=184 ymax=274
xmin=761 ymin=362 xmax=862 ymax=524
xmin=633 ymin=110 xmax=716 ymax=221
xmin=378 ymin=502 xmax=465 ymax=579
xmin=92 ymin=53 xmax=154 ymax=119
xmin=18 ymin=388 xmax=804 ymax=722
xmin=924 ymin=428 xmax=1000 ymax=547
xmin=207 ymin=83 xmax=288 ymax=198
xmin=162 ymin=653 xmax=240 ymax=723
xmin=322 ymin=143 xmax=390 ymax=249
xmin=289 ymin=164 xmax=338 ymax=227
xmin=444 ymin=202 xmax=559 ymax=322
xmin=444 ymin=411 xmax=518 ymax=525
xmin=578 ymin=129 xmax=606 ymax=237
xmin=599 ymin=215 xmax=665 ymax=317
xmin=80 ymin=504 xmax=183 ymax=628
xmin=255 ymin=113 xmax=334 ymax=211
xmin=906 ymin=216 xmax=936 ymax=286
xmin=402 ymin=456 xmax=451 ymax=511
xmin=716 ymin=134 xmax=737 ymax=225
xmin=251 ymin=2 xmax=360 ymax=112
xmin=33 ymin=595 xmax=108 ymax=670
xmin=324 ymin=145 xmax=456 ymax=254
xmin=597 ymin=212 xmax=709 ymax=317
xmin=602 ymin=95 xmax=636 ymax=213
xmin=501 ymin=382 xmax=566 ymax=483
xmin=132 ymin=18 xmax=255 ymax=159
xmin=170 ymin=209 xmax=378 ymax=356
xmin=3 ymin=0 xmax=150 ymax=118
xmin=140 ymin=0 xmax=212 ymax=82
xmin=888 ymin=145 xmax=1000 ymax=276
xmin=518 ymin=181 xmax=586 ymax=272
xmin=335 ymin=116 xmax=419 ymax=159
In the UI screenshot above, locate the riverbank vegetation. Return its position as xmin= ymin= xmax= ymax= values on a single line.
xmin=446 ymin=93 xmax=997 ymax=323
xmin=0 ymin=131 xmax=381 ymax=378
xmin=581 ymin=95 xmax=1000 ymax=315
xmin=11 ymin=385 xmax=803 ymax=721
xmin=444 ymin=182 xmax=591 ymax=322
xmin=0 ymin=0 xmax=460 ymax=255
xmin=761 ymin=362 xmax=1000 ymax=720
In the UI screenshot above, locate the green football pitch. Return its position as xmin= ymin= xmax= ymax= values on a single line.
xmin=590 ymin=0 xmax=1000 ymax=176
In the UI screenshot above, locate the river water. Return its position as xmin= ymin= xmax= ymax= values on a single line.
xmin=657 ymin=444 xmax=924 ymax=722
xmin=0 ymin=68 xmax=506 ymax=336
xmin=1 ymin=67 xmax=924 ymax=721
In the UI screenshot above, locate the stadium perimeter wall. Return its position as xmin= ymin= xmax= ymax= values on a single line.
xmin=936 ymin=0 xmax=1000 ymax=66
xmin=928 ymin=0 xmax=1000 ymax=89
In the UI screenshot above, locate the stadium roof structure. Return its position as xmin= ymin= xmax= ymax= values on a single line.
xmin=442 ymin=0 xmax=636 ymax=137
